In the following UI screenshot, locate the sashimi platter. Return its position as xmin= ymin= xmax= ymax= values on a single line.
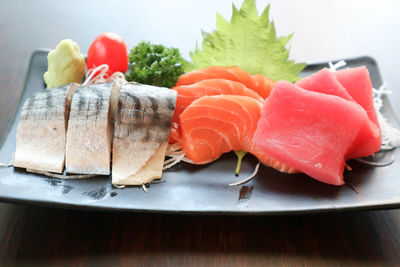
xmin=1 ymin=0 xmax=400 ymax=214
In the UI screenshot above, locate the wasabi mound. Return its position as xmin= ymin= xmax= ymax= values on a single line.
xmin=44 ymin=39 xmax=85 ymax=88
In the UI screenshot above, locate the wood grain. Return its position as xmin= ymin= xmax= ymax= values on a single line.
xmin=0 ymin=203 xmax=400 ymax=266
xmin=1 ymin=1 xmax=400 ymax=266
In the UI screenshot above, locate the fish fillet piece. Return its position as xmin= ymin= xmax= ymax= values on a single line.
xmin=334 ymin=66 xmax=382 ymax=158
xmin=335 ymin=66 xmax=379 ymax=128
xmin=14 ymin=83 xmax=79 ymax=173
xmin=65 ymin=82 xmax=113 ymax=175
xmin=176 ymin=66 xmax=275 ymax=99
xmin=169 ymin=78 xmax=263 ymax=143
xmin=112 ymin=83 xmax=177 ymax=185
xmin=253 ymin=81 xmax=370 ymax=185
xmin=296 ymin=67 xmax=381 ymax=158
xmin=179 ymin=95 xmax=296 ymax=173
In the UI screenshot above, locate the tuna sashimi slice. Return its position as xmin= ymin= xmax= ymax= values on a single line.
xmin=253 ymin=81 xmax=370 ymax=185
xmin=179 ymin=95 xmax=297 ymax=173
xmin=296 ymin=68 xmax=353 ymax=100
xmin=170 ymin=78 xmax=263 ymax=143
xmin=335 ymin=66 xmax=380 ymax=129
xmin=176 ymin=66 xmax=275 ymax=99
xmin=296 ymin=67 xmax=381 ymax=158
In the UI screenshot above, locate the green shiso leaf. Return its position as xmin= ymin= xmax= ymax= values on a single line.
xmin=185 ymin=0 xmax=305 ymax=82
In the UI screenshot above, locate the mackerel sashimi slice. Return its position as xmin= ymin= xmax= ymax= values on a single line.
xmin=296 ymin=67 xmax=381 ymax=158
xmin=253 ymin=81 xmax=370 ymax=185
xmin=176 ymin=66 xmax=275 ymax=99
xmin=179 ymin=95 xmax=296 ymax=173
xmin=112 ymin=83 xmax=177 ymax=185
xmin=65 ymin=83 xmax=113 ymax=175
xmin=14 ymin=83 xmax=79 ymax=173
xmin=170 ymin=79 xmax=263 ymax=143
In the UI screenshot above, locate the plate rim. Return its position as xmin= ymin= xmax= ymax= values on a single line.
xmin=0 ymin=50 xmax=398 ymax=216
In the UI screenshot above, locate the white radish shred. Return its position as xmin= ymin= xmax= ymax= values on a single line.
xmin=328 ymin=60 xmax=347 ymax=72
xmin=83 ymin=64 xmax=127 ymax=86
xmin=163 ymin=154 xmax=185 ymax=170
xmin=142 ymin=184 xmax=148 ymax=193
xmin=373 ymin=83 xmax=400 ymax=148
xmin=26 ymin=169 xmax=98 ymax=179
xmin=356 ymin=154 xmax=395 ymax=167
xmin=229 ymin=162 xmax=260 ymax=186
xmin=163 ymin=143 xmax=193 ymax=170
xmin=0 ymin=154 xmax=14 ymax=168
xmin=0 ymin=159 xmax=13 ymax=168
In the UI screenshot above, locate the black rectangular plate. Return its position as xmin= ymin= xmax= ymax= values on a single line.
xmin=0 ymin=50 xmax=399 ymax=215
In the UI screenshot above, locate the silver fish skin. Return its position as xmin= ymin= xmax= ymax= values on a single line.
xmin=65 ymin=82 xmax=113 ymax=175
xmin=112 ymin=83 xmax=177 ymax=185
xmin=14 ymin=83 xmax=79 ymax=173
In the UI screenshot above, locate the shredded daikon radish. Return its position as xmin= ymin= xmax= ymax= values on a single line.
xmin=0 ymin=162 xmax=13 ymax=168
xmin=0 ymin=159 xmax=13 ymax=168
xmin=373 ymin=83 xmax=400 ymax=148
xmin=229 ymin=162 xmax=260 ymax=186
xmin=328 ymin=60 xmax=346 ymax=72
xmin=83 ymin=64 xmax=127 ymax=86
xmin=142 ymin=184 xmax=148 ymax=193
xmin=163 ymin=143 xmax=193 ymax=170
xmin=0 ymin=154 xmax=14 ymax=168
xmin=26 ymin=169 xmax=98 ymax=179
xmin=356 ymin=153 xmax=395 ymax=167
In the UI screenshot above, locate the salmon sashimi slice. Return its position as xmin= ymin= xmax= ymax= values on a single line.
xmin=170 ymin=78 xmax=264 ymax=143
xmin=179 ymin=95 xmax=296 ymax=173
xmin=296 ymin=68 xmax=381 ymax=158
xmin=65 ymin=82 xmax=114 ymax=175
xmin=14 ymin=83 xmax=79 ymax=173
xmin=112 ymin=83 xmax=177 ymax=185
xmin=253 ymin=81 xmax=370 ymax=185
xmin=251 ymin=74 xmax=275 ymax=98
xmin=176 ymin=66 xmax=275 ymax=99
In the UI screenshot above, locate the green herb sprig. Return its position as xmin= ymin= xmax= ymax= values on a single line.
xmin=126 ymin=41 xmax=185 ymax=88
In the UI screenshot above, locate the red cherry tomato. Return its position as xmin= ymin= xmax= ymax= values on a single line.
xmin=87 ymin=32 xmax=128 ymax=75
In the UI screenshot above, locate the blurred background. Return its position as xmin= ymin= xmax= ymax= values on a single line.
xmin=1 ymin=1 xmax=398 ymax=87
xmin=1 ymin=1 xmax=399 ymax=83
xmin=1 ymin=0 xmax=399 ymax=115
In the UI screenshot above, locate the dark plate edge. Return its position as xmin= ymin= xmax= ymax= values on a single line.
xmin=1 ymin=194 xmax=400 ymax=216
xmin=1 ymin=51 xmax=399 ymax=216
xmin=0 ymin=52 xmax=41 ymax=148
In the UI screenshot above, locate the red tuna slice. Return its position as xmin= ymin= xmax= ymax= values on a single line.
xmin=334 ymin=66 xmax=380 ymax=128
xmin=296 ymin=68 xmax=353 ymax=100
xmin=296 ymin=68 xmax=381 ymax=158
xmin=253 ymin=81 xmax=370 ymax=185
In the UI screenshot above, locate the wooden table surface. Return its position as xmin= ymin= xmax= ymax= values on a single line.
xmin=1 ymin=1 xmax=400 ymax=266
